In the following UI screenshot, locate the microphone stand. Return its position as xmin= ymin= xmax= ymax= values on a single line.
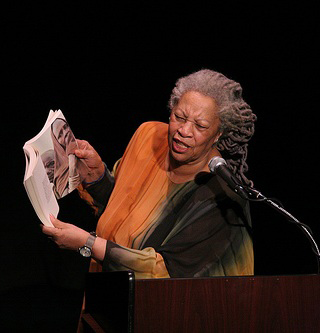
xmin=245 ymin=187 xmax=320 ymax=274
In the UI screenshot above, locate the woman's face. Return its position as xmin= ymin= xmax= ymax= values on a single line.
xmin=168 ymin=91 xmax=221 ymax=166
xmin=52 ymin=119 xmax=73 ymax=150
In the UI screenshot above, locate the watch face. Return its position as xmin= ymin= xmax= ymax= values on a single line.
xmin=79 ymin=246 xmax=91 ymax=257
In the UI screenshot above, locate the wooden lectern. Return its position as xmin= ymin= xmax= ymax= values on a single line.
xmin=81 ymin=272 xmax=320 ymax=333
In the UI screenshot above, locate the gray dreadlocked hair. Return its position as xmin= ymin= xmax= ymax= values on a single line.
xmin=168 ymin=69 xmax=257 ymax=186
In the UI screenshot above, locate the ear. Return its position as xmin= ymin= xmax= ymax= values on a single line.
xmin=214 ymin=131 xmax=223 ymax=144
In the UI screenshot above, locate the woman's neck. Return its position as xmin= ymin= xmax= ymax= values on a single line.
xmin=166 ymin=148 xmax=221 ymax=184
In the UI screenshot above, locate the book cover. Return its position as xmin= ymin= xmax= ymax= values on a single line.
xmin=23 ymin=110 xmax=89 ymax=226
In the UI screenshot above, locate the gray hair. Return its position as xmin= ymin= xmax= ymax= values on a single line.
xmin=168 ymin=69 xmax=257 ymax=186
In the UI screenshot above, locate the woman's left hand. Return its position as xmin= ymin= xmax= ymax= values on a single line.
xmin=41 ymin=214 xmax=90 ymax=251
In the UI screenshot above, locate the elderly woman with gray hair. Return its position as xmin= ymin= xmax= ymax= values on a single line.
xmin=42 ymin=69 xmax=257 ymax=278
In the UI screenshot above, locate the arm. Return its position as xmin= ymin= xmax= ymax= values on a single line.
xmin=41 ymin=215 xmax=170 ymax=279
xmin=79 ymin=165 xmax=115 ymax=215
xmin=102 ymin=241 xmax=170 ymax=279
xmin=75 ymin=139 xmax=115 ymax=214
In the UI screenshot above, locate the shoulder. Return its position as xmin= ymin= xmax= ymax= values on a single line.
xmin=121 ymin=121 xmax=168 ymax=161
xmin=130 ymin=121 xmax=168 ymax=147
xmin=194 ymin=173 xmax=246 ymax=207
xmin=135 ymin=121 xmax=168 ymax=137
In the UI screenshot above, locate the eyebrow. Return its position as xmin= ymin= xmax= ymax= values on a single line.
xmin=175 ymin=108 xmax=210 ymax=124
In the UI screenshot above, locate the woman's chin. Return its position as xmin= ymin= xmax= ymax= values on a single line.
xmin=169 ymin=150 xmax=191 ymax=165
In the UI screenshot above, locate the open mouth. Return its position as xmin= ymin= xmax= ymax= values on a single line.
xmin=172 ymin=138 xmax=190 ymax=153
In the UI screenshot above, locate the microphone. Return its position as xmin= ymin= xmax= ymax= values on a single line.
xmin=208 ymin=156 xmax=248 ymax=199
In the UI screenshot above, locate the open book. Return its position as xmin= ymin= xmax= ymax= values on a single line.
xmin=23 ymin=110 xmax=89 ymax=227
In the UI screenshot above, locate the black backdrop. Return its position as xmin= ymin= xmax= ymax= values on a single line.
xmin=2 ymin=4 xmax=320 ymax=331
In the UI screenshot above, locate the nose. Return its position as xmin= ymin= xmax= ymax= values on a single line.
xmin=178 ymin=121 xmax=193 ymax=138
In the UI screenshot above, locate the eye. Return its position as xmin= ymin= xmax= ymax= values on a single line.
xmin=174 ymin=113 xmax=185 ymax=121
xmin=196 ymin=123 xmax=208 ymax=130
xmin=58 ymin=129 xmax=63 ymax=140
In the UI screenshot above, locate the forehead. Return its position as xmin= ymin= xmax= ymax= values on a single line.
xmin=52 ymin=119 xmax=68 ymax=133
xmin=176 ymin=91 xmax=218 ymax=116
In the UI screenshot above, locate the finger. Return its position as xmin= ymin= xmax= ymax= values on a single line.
xmin=76 ymin=139 xmax=90 ymax=149
xmin=41 ymin=224 xmax=56 ymax=236
xmin=74 ymin=147 xmax=94 ymax=159
xmin=76 ymin=139 xmax=96 ymax=153
xmin=49 ymin=214 xmax=68 ymax=229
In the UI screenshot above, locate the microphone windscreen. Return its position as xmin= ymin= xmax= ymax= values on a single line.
xmin=208 ymin=156 xmax=227 ymax=173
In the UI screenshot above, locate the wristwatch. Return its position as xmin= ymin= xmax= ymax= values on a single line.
xmin=79 ymin=231 xmax=97 ymax=257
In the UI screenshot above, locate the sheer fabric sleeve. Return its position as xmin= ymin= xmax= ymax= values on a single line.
xmin=156 ymin=195 xmax=253 ymax=278
xmin=102 ymin=241 xmax=170 ymax=279
xmin=77 ymin=164 xmax=115 ymax=216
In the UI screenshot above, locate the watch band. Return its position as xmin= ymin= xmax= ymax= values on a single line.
xmin=79 ymin=231 xmax=97 ymax=257
xmin=86 ymin=231 xmax=97 ymax=248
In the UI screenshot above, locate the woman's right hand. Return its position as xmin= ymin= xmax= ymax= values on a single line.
xmin=75 ymin=139 xmax=105 ymax=185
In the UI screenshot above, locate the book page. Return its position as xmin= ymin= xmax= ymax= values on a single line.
xmin=24 ymin=155 xmax=58 ymax=226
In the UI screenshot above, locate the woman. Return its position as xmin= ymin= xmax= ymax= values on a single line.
xmin=42 ymin=69 xmax=257 ymax=278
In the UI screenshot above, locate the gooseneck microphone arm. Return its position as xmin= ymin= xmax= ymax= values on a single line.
xmin=208 ymin=156 xmax=320 ymax=273
xmin=247 ymin=187 xmax=320 ymax=272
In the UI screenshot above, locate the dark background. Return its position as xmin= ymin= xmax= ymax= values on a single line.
xmin=2 ymin=4 xmax=320 ymax=331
